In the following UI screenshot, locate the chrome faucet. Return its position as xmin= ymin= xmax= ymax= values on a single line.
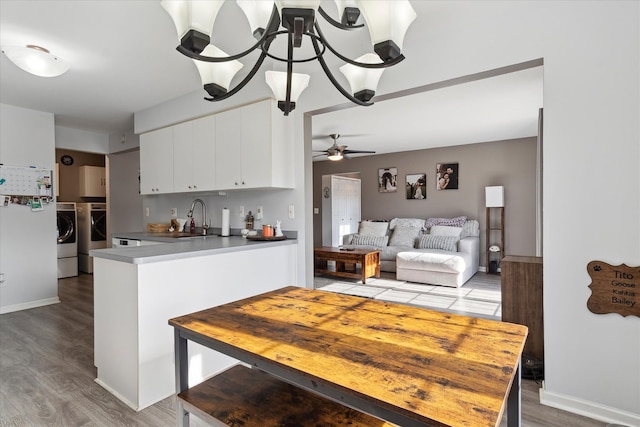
xmin=187 ymin=198 xmax=209 ymax=235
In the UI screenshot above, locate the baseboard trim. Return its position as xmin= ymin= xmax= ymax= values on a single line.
xmin=0 ymin=297 xmax=60 ymax=314
xmin=540 ymin=383 xmax=639 ymax=426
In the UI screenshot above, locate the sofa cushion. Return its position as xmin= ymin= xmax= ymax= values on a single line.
xmin=424 ymin=216 xmax=467 ymax=230
xmin=397 ymin=250 xmax=468 ymax=274
xmin=380 ymin=245 xmax=413 ymax=262
xmin=430 ymin=225 xmax=463 ymax=238
xmin=357 ymin=220 xmax=389 ymax=236
xmin=418 ymin=234 xmax=459 ymax=252
xmin=351 ymin=234 xmax=389 ymax=247
xmin=389 ymin=218 xmax=426 ymax=230
xmin=461 ymin=220 xmax=480 ymax=238
xmin=388 ymin=226 xmax=421 ymax=247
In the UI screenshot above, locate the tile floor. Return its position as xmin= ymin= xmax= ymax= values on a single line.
xmin=314 ymin=271 xmax=502 ymax=320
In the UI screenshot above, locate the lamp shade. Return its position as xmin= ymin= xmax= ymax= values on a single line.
xmin=339 ymin=53 xmax=384 ymax=102
xmin=485 ymin=186 xmax=505 ymax=207
xmin=237 ymin=0 xmax=275 ymax=38
xmin=265 ymin=70 xmax=310 ymax=102
xmin=161 ymin=0 xmax=224 ymax=52
xmin=2 ymin=45 xmax=69 ymax=77
xmin=356 ymin=0 xmax=416 ymax=61
xmin=193 ymin=45 xmax=244 ymax=97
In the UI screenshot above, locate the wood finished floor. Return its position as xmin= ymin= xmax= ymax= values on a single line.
xmin=0 ymin=274 xmax=607 ymax=427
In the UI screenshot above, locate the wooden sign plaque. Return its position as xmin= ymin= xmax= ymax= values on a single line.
xmin=587 ymin=261 xmax=639 ymax=318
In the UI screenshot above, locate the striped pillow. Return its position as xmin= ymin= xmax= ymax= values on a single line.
xmin=418 ymin=234 xmax=459 ymax=252
xmin=351 ymin=234 xmax=389 ymax=247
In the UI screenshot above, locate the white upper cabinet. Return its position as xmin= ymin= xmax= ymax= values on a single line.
xmin=79 ymin=165 xmax=106 ymax=197
xmin=140 ymin=99 xmax=292 ymax=195
xmin=215 ymin=99 xmax=293 ymax=190
xmin=173 ymin=116 xmax=216 ymax=192
xmin=140 ymin=126 xmax=173 ymax=195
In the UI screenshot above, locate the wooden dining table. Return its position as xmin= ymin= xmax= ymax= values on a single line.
xmin=169 ymin=286 xmax=528 ymax=427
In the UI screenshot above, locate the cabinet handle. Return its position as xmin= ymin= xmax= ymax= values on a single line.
xmin=235 ymin=182 xmax=238 ymax=186
xmin=188 ymin=186 xmax=192 ymax=189
xmin=242 ymin=181 xmax=245 ymax=185
xmin=193 ymin=185 xmax=197 ymax=189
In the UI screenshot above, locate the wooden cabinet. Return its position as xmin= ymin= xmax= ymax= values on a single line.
xmin=140 ymin=127 xmax=173 ymax=194
xmin=215 ymin=99 xmax=293 ymax=190
xmin=501 ymin=255 xmax=544 ymax=362
xmin=79 ymin=165 xmax=106 ymax=197
xmin=173 ymin=116 xmax=216 ymax=192
xmin=486 ymin=206 xmax=504 ymax=273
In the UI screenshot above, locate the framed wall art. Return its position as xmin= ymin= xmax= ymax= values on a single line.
xmin=436 ymin=163 xmax=459 ymax=190
xmin=378 ymin=167 xmax=397 ymax=192
xmin=406 ymin=173 xmax=426 ymax=199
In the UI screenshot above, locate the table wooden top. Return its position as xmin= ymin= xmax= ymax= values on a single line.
xmin=315 ymin=246 xmax=380 ymax=255
xmin=169 ymin=286 xmax=527 ymax=427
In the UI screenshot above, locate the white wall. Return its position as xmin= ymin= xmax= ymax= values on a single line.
xmin=0 ymin=104 xmax=59 ymax=313
xmin=134 ymin=2 xmax=639 ymax=424
xmin=55 ymin=125 xmax=110 ymax=154
xmin=108 ymin=149 xmax=143 ymax=235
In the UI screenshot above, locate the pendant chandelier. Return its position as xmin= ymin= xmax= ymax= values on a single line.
xmin=161 ymin=0 xmax=416 ymax=115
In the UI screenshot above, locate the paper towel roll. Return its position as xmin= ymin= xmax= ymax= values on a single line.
xmin=221 ymin=207 xmax=230 ymax=236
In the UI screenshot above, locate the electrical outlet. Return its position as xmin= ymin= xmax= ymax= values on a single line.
xmin=314 ymin=207 xmax=319 ymax=214
xmin=145 ymin=207 xmax=150 ymax=217
xmin=288 ymin=205 xmax=295 ymax=219
xmin=170 ymin=208 xmax=178 ymax=217
xmin=239 ymin=206 xmax=244 ymax=218
xmin=256 ymin=206 xmax=263 ymax=220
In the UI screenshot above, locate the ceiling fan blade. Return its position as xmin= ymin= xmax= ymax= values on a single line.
xmin=343 ymin=149 xmax=376 ymax=154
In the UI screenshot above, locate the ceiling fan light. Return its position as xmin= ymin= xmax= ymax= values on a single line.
xmin=193 ymin=45 xmax=244 ymax=97
xmin=355 ymin=0 xmax=416 ymax=61
xmin=339 ymin=53 xmax=384 ymax=102
xmin=1 ymin=45 xmax=69 ymax=77
xmin=237 ymin=0 xmax=275 ymax=39
xmin=161 ymin=0 xmax=224 ymax=53
xmin=327 ymin=152 xmax=343 ymax=161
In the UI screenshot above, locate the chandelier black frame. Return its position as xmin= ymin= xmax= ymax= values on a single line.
xmin=172 ymin=4 xmax=407 ymax=115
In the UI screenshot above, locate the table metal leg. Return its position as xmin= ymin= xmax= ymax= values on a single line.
xmin=175 ymin=329 xmax=189 ymax=427
xmin=506 ymin=361 xmax=522 ymax=427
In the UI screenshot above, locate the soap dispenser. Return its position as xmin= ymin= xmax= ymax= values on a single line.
xmin=190 ymin=217 xmax=196 ymax=234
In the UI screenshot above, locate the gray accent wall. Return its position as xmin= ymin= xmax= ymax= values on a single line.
xmin=313 ymin=137 xmax=538 ymax=268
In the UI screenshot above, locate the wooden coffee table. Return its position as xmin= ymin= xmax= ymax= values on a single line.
xmin=314 ymin=246 xmax=380 ymax=284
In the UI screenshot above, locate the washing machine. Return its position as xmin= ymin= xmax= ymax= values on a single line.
xmin=57 ymin=202 xmax=78 ymax=278
xmin=77 ymin=202 xmax=107 ymax=273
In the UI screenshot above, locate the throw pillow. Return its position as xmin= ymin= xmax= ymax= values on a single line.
xmin=351 ymin=234 xmax=389 ymax=247
xmin=357 ymin=220 xmax=389 ymax=236
xmin=389 ymin=218 xmax=426 ymax=230
xmin=418 ymin=234 xmax=459 ymax=252
xmin=424 ymin=216 xmax=467 ymax=230
xmin=430 ymin=225 xmax=463 ymax=238
xmin=388 ymin=226 xmax=421 ymax=247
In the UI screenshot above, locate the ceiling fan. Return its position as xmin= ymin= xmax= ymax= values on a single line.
xmin=313 ymin=134 xmax=376 ymax=161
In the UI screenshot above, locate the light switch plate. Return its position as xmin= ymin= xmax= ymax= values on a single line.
xmin=239 ymin=206 xmax=244 ymax=217
xmin=288 ymin=205 xmax=294 ymax=219
xmin=256 ymin=206 xmax=263 ymax=219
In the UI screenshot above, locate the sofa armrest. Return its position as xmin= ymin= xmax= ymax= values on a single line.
xmin=342 ymin=233 xmax=356 ymax=245
xmin=458 ymin=236 xmax=480 ymax=265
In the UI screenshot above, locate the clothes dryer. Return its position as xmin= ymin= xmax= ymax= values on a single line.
xmin=57 ymin=202 xmax=78 ymax=278
xmin=77 ymin=202 xmax=107 ymax=273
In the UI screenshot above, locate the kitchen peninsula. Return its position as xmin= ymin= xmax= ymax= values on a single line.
xmin=90 ymin=235 xmax=297 ymax=411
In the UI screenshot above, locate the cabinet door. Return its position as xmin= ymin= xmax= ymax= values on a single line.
xmin=172 ymin=121 xmax=194 ymax=192
xmin=192 ymin=115 xmax=216 ymax=191
xmin=240 ymin=100 xmax=271 ymax=188
xmin=140 ymin=127 xmax=174 ymax=194
xmin=79 ymin=166 xmax=106 ymax=197
xmin=215 ymin=108 xmax=242 ymax=189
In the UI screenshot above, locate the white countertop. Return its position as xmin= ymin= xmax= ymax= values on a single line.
xmin=91 ymin=232 xmax=296 ymax=265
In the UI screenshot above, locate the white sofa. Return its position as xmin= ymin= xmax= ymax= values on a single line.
xmin=343 ymin=217 xmax=480 ymax=288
